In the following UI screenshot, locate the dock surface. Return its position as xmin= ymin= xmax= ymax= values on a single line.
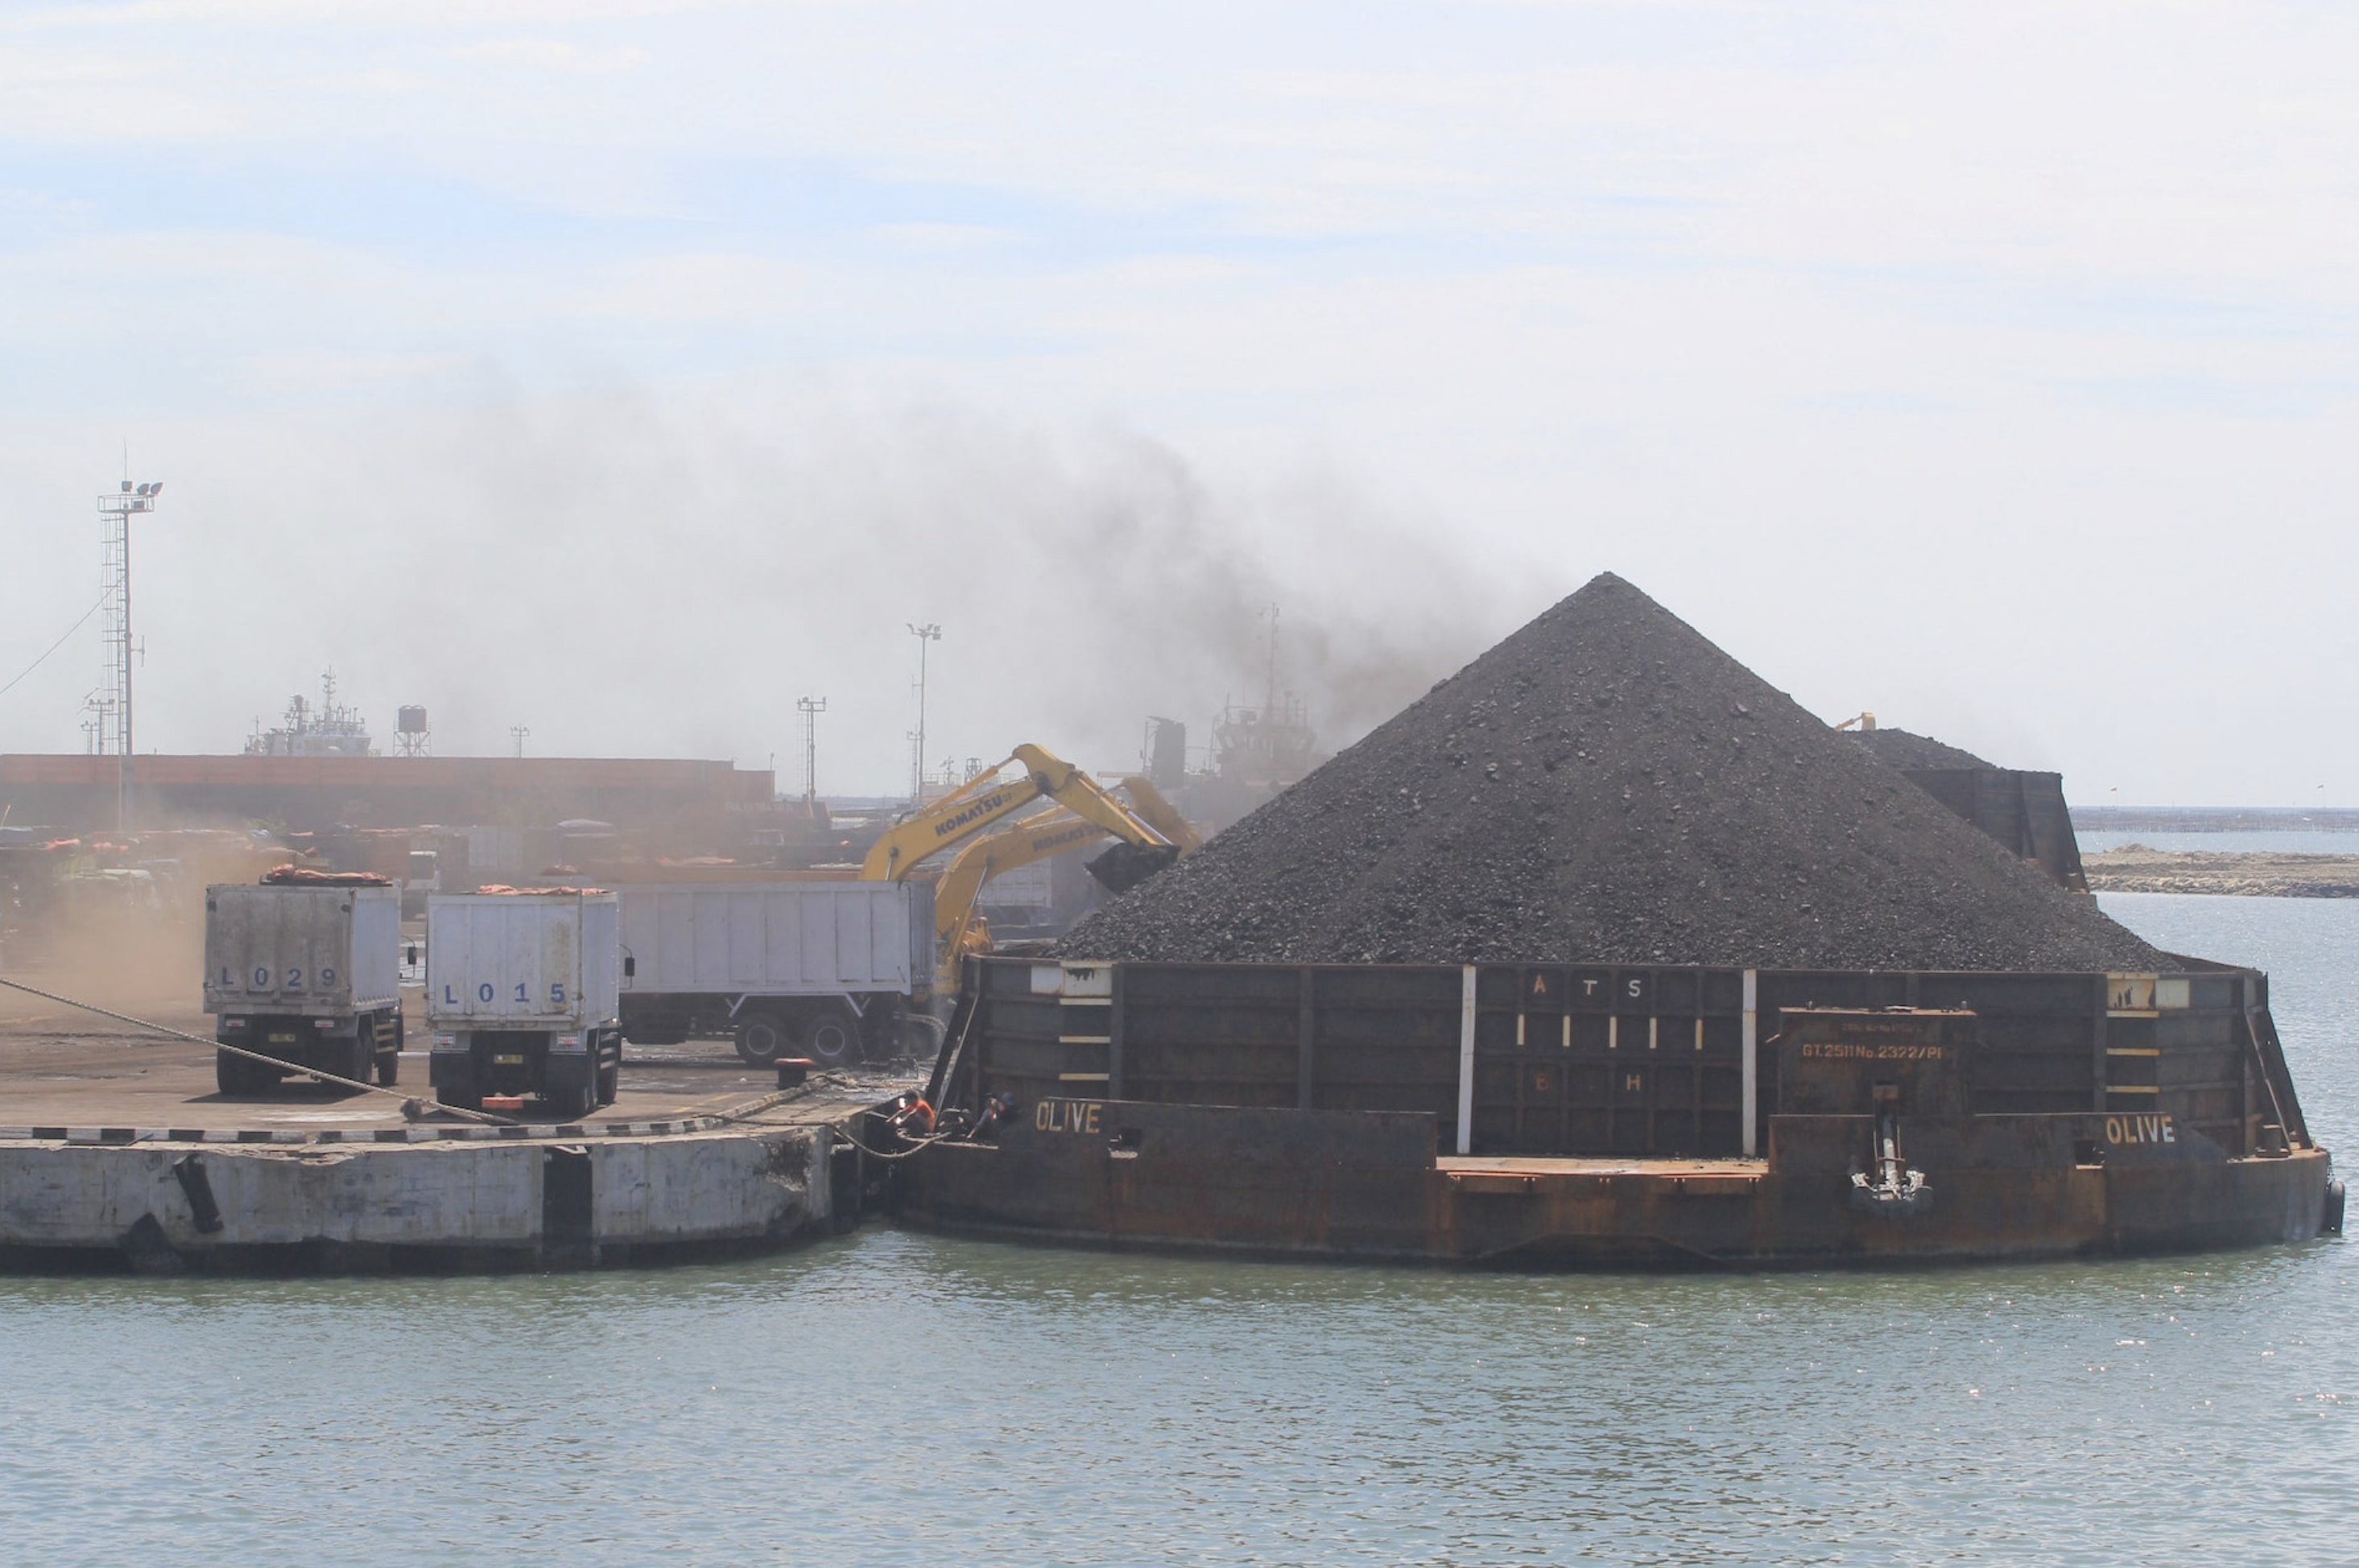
xmin=0 ymin=985 xmax=923 ymax=1271
xmin=0 ymin=992 xmax=910 ymax=1137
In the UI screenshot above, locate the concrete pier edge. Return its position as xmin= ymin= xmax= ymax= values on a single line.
xmin=0 ymin=1089 xmax=881 ymax=1273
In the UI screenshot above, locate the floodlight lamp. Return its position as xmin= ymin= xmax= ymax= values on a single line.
xmin=148 ymin=482 xmax=161 ymax=497
xmin=121 ymin=481 xmax=132 ymax=493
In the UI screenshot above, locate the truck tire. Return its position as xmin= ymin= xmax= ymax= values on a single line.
xmin=803 ymin=1009 xmax=858 ymax=1068
xmin=597 ymin=1054 xmax=619 ymax=1107
xmin=216 ymin=1049 xmax=267 ymax=1096
xmin=735 ymin=1013 xmax=791 ymax=1067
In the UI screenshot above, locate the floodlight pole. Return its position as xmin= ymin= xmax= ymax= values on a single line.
xmin=796 ymin=696 xmax=827 ymax=802
xmin=907 ymin=622 xmax=940 ymax=802
xmin=96 ymin=478 xmax=160 ymax=831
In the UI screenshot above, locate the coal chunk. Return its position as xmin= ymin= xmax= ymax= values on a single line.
xmin=1057 ymin=572 xmax=2159 ymax=972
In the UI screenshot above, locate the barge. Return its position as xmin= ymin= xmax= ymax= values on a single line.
xmin=896 ymin=956 xmax=2340 ymax=1265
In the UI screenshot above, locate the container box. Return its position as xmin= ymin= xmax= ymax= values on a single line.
xmin=616 ymin=881 xmax=931 ymax=998
xmin=203 ymin=883 xmax=400 ymax=1019
xmin=426 ymin=892 xmax=619 ymax=1030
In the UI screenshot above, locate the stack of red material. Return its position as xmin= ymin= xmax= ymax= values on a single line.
xmin=262 ymin=864 xmax=394 ymax=888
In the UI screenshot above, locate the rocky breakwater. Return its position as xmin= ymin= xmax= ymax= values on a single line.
xmin=2086 ymin=845 xmax=2359 ymax=898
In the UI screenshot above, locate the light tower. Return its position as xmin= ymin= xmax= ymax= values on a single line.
xmin=796 ymin=696 xmax=827 ymax=802
xmin=93 ymin=477 xmax=162 ymax=831
xmin=510 ymin=724 xmax=531 ymax=758
xmin=907 ymin=621 xmax=940 ymax=801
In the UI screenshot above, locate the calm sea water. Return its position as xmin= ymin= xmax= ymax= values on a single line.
xmin=1 ymin=894 xmax=2351 ymax=1566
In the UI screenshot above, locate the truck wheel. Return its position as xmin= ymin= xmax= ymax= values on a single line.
xmin=597 ymin=1057 xmax=619 ymax=1106
xmin=735 ymin=1014 xmax=791 ymax=1067
xmin=376 ymin=1050 xmax=400 ymax=1087
xmin=804 ymin=1010 xmax=858 ymax=1067
xmin=216 ymin=1049 xmax=261 ymax=1096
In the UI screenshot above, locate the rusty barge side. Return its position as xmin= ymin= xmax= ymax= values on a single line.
xmin=894 ymin=958 xmax=2338 ymax=1265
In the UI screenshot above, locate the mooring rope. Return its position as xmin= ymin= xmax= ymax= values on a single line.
xmin=828 ymin=1121 xmax=959 ymax=1161
xmin=0 ymin=973 xmax=516 ymax=1126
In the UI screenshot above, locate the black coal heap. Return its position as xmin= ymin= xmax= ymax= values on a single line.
xmin=1059 ymin=572 xmax=2159 ymax=971
xmin=1849 ymin=727 xmax=1995 ymax=771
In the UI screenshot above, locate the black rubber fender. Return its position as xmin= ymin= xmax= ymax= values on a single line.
xmin=2323 ymin=1178 xmax=2346 ymax=1236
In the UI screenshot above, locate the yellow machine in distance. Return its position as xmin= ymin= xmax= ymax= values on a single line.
xmin=927 ymin=774 xmax=1204 ymax=989
xmin=860 ymin=744 xmax=1180 ymax=890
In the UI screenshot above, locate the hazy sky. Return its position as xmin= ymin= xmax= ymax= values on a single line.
xmin=2 ymin=2 xmax=2354 ymax=802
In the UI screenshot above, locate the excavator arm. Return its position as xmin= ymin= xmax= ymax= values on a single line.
xmin=1115 ymin=774 xmax=1203 ymax=856
xmin=932 ymin=808 xmax=1114 ymax=987
xmin=861 ymin=743 xmax=1178 ymax=887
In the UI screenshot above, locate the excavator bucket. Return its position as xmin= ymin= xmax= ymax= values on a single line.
xmin=1084 ymin=841 xmax=1181 ymax=894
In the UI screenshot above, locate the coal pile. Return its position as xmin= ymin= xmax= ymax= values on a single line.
xmin=1849 ymin=728 xmax=1993 ymax=771
xmin=1060 ymin=573 xmax=2160 ymax=971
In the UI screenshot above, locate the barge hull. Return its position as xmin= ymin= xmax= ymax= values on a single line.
xmin=899 ymin=957 xmax=2339 ymax=1266
xmin=899 ymin=1099 xmax=2332 ymax=1265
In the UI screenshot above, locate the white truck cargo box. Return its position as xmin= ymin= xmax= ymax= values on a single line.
xmin=426 ymin=892 xmax=619 ymax=1029
xmin=203 ymin=883 xmax=400 ymax=1017
xmin=616 ymin=881 xmax=932 ymax=997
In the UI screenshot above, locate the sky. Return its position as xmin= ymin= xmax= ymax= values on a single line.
xmin=1 ymin=1 xmax=2355 ymax=802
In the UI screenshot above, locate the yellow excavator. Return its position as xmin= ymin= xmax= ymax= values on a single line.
xmin=1111 ymin=773 xmax=1203 ymax=857
xmin=926 ymin=774 xmax=1203 ymax=988
xmin=861 ymin=744 xmax=1182 ymax=893
xmin=932 ymin=811 xmax=1112 ymax=984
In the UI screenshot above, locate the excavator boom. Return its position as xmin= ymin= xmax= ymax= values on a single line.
xmin=861 ymin=743 xmax=1178 ymax=885
xmin=1116 ymin=774 xmax=1204 ymax=856
xmin=930 ymin=807 xmax=1115 ymax=987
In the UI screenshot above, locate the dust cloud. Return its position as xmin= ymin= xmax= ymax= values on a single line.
xmin=120 ymin=381 xmax=1560 ymax=787
xmin=2 ymin=915 xmax=207 ymax=1026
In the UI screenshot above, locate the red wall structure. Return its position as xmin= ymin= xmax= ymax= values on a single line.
xmin=0 ymin=753 xmax=779 ymax=835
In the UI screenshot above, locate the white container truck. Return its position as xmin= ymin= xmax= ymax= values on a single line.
xmin=426 ymin=890 xmax=622 ymax=1118
xmin=616 ymin=881 xmax=934 ymax=1066
xmin=203 ymin=878 xmax=403 ymax=1094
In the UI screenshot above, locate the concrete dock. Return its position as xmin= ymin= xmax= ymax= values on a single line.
xmin=0 ymin=988 xmax=922 ymax=1272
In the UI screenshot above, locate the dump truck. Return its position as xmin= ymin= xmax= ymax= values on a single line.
xmin=615 ymin=881 xmax=933 ymax=1067
xmin=202 ymin=873 xmax=403 ymax=1094
xmin=427 ymin=889 xmax=622 ymax=1119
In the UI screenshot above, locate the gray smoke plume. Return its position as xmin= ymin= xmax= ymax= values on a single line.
xmin=58 ymin=378 xmax=1555 ymax=788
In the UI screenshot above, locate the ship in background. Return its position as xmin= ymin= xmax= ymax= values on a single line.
xmin=1141 ymin=694 xmax=1325 ymax=839
xmin=243 ymin=671 xmax=377 ymax=759
xmin=1139 ymin=608 xmax=1330 ymax=836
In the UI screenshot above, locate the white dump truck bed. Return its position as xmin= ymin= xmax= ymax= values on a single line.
xmin=425 ymin=892 xmax=620 ymax=1030
xmin=202 ymin=883 xmax=400 ymax=1018
xmin=616 ymin=881 xmax=932 ymax=998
